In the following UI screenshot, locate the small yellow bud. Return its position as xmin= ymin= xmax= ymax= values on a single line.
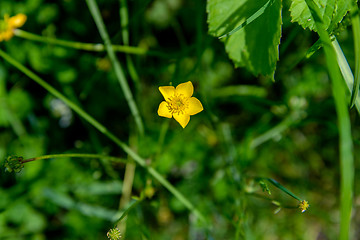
xmin=299 ymin=200 xmax=309 ymax=213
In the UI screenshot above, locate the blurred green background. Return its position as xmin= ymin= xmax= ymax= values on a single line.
xmin=0 ymin=0 xmax=359 ymax=239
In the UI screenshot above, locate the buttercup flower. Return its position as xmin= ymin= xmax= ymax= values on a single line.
xmin=158 ymin=81 xmax=203 ymax=128
xmin=0 ymin=13 xmax=27 ymax=42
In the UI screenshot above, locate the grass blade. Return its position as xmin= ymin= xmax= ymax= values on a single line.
xmin=332 ymin=38 xmax=360 ymax=114
xmin=266 ymin=178 xmax=302 ymax=201
xmin=350 ymin=4 xmax=360 ymax=108
xmin=14 ymin=29 xmax=147 ymax=54
xmin=85 ymin=0 xmax=144 ymax=135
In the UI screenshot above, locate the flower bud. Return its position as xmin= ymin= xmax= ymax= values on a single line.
xmin=4 ymin=156 xmax=24 ymax=173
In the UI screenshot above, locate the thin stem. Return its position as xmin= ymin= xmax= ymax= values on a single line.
xmin=21 ymin=153 xmax=128 ymax=164
xmin=118 ymin=132 xmax=137 ymax=236
xmin=120 ymin=0 xmax=140 ymax=88
xmin=0 ymin=48 xmax=206 ymax=223
xmin=117 ymin=162 xmax=136 ymax=233
xmin=146 ymin=166 xmax=207 ymax=223
xmin=304 ymin=1 xmax=354 ymax=239
xmin=115 ymin=198 xmax=143 ymax=225
xmin=15 ymin=29 xmax=175 ymax=58
xmin=117 ymin=2 xmax=140 ymax=236
xmin=245 ymin=192 xmax=299 ymax=209
xmin=14 ymin=29 xmax=147 ymax=55
xmin=86 ymin=0 xmax=144 ymax=135
xmin=265 ymin=178 xmax=302 ymax=201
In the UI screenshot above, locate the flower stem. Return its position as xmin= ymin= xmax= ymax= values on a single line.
xmin=304 ymin=1 xmax=354 ymax=239
xmin=116 ymin=2 xmax=140 ymax=236
xmin=20 ymin=153 xmax=128 ymax=164
xmin=0 ymin=48 xmax=206 ymax=224
xmin=14 ymin=29 xmax=147 ymax=55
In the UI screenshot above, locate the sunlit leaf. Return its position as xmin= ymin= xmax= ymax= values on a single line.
xmin=207 ymin=0 xmax=282 ymax=79
xmin=290 ymin=0 xmax=352 ymax=32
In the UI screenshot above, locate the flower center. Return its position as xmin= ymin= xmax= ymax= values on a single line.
xmin=166 ymin=94 xmax=188 ymax=115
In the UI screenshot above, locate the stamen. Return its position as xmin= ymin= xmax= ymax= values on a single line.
xmin=166 ymin=93 xmax=188 ymax=115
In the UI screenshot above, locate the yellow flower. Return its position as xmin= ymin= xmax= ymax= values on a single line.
xmin=158 ymin=81 xmax=203 ymax=128
xmin=0 ymin=14 xmax=27 ymax=42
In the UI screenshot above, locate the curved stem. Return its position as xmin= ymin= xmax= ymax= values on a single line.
xmin=14 ymin=29 xmax=147 ymax=55
xmin=21 ymin=153 xmax=128 ymax=164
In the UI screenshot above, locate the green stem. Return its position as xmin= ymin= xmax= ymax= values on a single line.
xmin=119 ymin=0 xmax=140 ymax=88
xmin=120 ymin=0 xmax=130 ymax=46
xmin=21 ymin=153 xmax=128 ymax=164
xmin=332 ymin=39 xmax=360 ymax=114
xmin=146 ymin=166 xmax=206 ymax=223
xmin=265 ymin=178 xmax=302 ymax=201
xmin=304 ymin=1 xmax=354 ymax=239
xmin=0 ymin=48 xmax=206 ymax=223
xmin=350 ymin=4 xmax=360 ymax=108
xmin=115 ymin=198 xmax=143 ymax=225
xmin=85 ymin=0 xmax=144 ymax=135
xmin=14 ymin=29 xmax=147 ymax=55
xmin=15 ymin=29 xmax=175 ymax=59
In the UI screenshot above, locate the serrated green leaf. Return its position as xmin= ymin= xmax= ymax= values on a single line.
xmin=329 ymin=0 xmax=353 ymax=32
xmin=207 ymin=0 xmax=282 ymax=79
xmin=290 ymin=0 xmax=352 ymax=32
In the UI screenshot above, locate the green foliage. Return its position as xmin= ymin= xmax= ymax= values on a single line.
xmin=290 ymin=0 xmax=335 ymax=31
xmin=0 ymin=0 xmax=358 ymax=239
xmin=207 ymin=0 xmax=282 ymax=79
xmin=289 ymin=0 xmax=353 ymax=32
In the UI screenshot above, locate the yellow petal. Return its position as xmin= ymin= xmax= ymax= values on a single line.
xmin=159 ymin=86 xmax=175 ymax=100
xmin=158 ymin=101 xmax=172 ymax=118
xmin=175 ymin=81 xmax=193 ymax=98
xmin=2 ymin=30 xmax=13 ymax=41
xmin=173 ymin=113 xmax=190 ymax=128
xmin=8 ymin=14 xmax=27 ymax=28
xmin=187 ymin=97 xmax=203 ymax=115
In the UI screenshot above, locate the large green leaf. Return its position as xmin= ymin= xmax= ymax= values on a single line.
xmin=290 ymin=0 xmax=352 ymax=32
xmin=207 ymin=0 xmax=282 ymax=79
